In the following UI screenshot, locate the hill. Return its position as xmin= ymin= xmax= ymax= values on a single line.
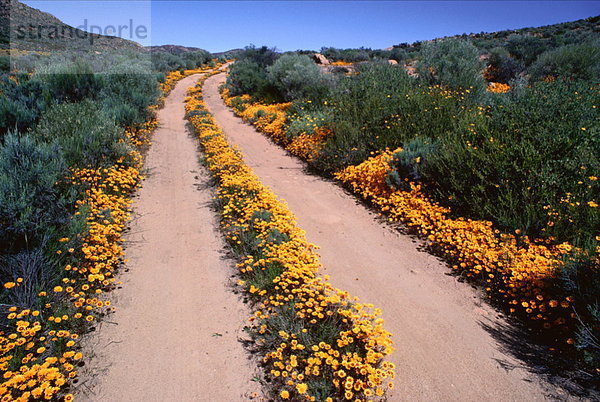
xmin=0 ymin=0 xmax=144 ymax=52
xmin=148 ymin=44 xmax=205 ymax=55
xmin=391 ymin=15 xmax=600 ymax=51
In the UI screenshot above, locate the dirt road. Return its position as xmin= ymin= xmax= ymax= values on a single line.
xmin=81 ymin=73 xmax=258 ymax=402
xmin=202 ymin=73 xmax=564 ymax=401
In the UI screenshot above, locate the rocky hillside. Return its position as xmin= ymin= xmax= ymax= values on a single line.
xmin=0 ymin=0 xmax=144 ymax=52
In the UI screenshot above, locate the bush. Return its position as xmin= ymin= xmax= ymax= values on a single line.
xmin=320 ymin=47 xmax=371 ymax=62
xmin=485 ymin=47 xmax=524 ymax=83
xmin=506 ymin=34 xmax=549 ymax=66
xmin=315 ymin=62 xmax=475 ymax=171
xmin=267 ymin=54 xmax=332 ymax=101
xmin=33 ymin=100 xmax=129 ymax=168
xmin=528 ymin=42 xmax=600 ymax=81
xmin=238 ymin=45 xmax=279 ymax=67
xmin=0 ymin=56 xmax=9 ymax=72
xmin=387 ymin=137 xmax=438 ymax=190
xmin=426 ymin=80 xmax=599 ymax=243
xmin=417 ymin=38 xmax=486 ymax=95
xmin=0 ymin=74 xmax=49 ymax=136
xmin=0 ymin=133 xmax=68 ymax=252
xmin=226 ymin=59 xmax=280 ymax=102
xmin=285 ymin=108 xmax=332 ymax=140
xmin=0 ymin=247 xmax=56 ymax=309
xmin=97 ymin=63 xmax=161 ymax=126
xmin=34 ymin=59 xmax=99 ymax=103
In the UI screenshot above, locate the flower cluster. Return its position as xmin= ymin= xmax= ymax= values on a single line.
xmin=334 ymin=150 xmax=584 ymax=337
xmin=330 ymin=61 xmax=354 ymax=67
xmin=0 ymin=154 xmax=143 ymax=401
xmin=487 ymin=82 xmax=510 ymax=93
xmin=222 ymin=89 xmax=291 ymax=143
xmin=188 ymin=80 xmax=395 ymax=401
xmin=286 ymin=128 xmax=331 ymax=162
xmin=222 ymin=89 xmax=330 ymax=161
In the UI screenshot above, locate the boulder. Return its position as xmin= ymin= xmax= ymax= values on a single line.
xmin=312 ymin=53 xmax=330 ymax=65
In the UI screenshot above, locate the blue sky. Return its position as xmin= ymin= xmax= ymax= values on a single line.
xmin=23 ymin=1 xmax=600 ymax=52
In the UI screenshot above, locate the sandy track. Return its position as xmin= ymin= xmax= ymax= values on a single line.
xmin=81 ymin=74 xmax=258 ymax=402
xmin=202 ymin=73 xmax=565 ymax=401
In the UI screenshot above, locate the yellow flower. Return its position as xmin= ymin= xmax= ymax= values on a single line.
xmin=280 ymin=390 xmax=290 ymax=399
xmin=296 ymin=383 xmax=308 ymax=394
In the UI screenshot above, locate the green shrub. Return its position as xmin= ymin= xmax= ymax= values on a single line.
xmin=506 ymin=34 xmax=549 ymax=66
xmin=558 ymin=242 xmax=600 ymax=369
xmin=97 ymin=63 xmax=161 ymax=126
xmin=226 ymin=59 xmax=280 ymax=102
xmin=285 ymin=108 xmax=332 ymax=140
xmin=486 ymin=47 xmax=524 ymax=83
xmin=426 ymin=80 xmax=599 ymax=243
xmin=387 ymin=137 xmax=439 ymax=190
xmin=0 ymin=247 xmax=56 ymax=309
xmin=0 ymin=74 xmax=49 ymax=136
xmin=34 ymin=59 xmax=99 ymax=103
xmin=320 ymin=47 xmax=370 ymax=62
xmin=0 ymin=56 xmax=9 ymax=73
xmin=238 ymin=45 xmax=279 ymax=67
xmin=33 ymin=101 xmax=129 ymax=168
xmin=0 ymin=133 xmax=68 ymax=252
xmin=528 ymin=42 xmax=600 ymax=81
xmin=267 ymin=54 xmax=332 ymax=102
xmin=314 ymin=62 xmax=476 ymax=171
xmin=417 ymin=38 xmax=486 ymax=96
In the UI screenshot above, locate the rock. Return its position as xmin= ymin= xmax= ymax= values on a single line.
xmin=313 ymin=53 xmax=330 ymax=65
xmin=388 ymin=59 xmax=398 ymax=65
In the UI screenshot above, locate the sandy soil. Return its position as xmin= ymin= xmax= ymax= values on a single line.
xmin=202 ymin=73 xmax=570 ymax=401
xmin=78 ymin=73 xmax=259 ymax=402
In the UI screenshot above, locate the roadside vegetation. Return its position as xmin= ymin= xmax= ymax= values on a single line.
xmin=222 ymin=31 xmax=599 ymax=377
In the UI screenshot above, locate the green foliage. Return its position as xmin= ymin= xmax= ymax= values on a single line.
xmin=426 ymin=80 xmax=599 ymax=243
xmin=559 ymin=243 xmax=600 ymax=369
xmin=315 ymin=62 xmax=475 ymax=171
xmin=417 ymin=38 xmax=486 ymax=95
xmin=529 ymin=42 xmax=600 ymax=82
xmin=97 ymin=63 xmax=161 ymax=126
xmin=33 ymin=100 xmax=129 ymax=168
xmin=0 ymin=247 xmax=56 ymax=309
xmin=387 ymin=137 xmax=439 ymax=190
xmin=267 ymin=54 xmax=332 ymax=101
xmin=506 ymin=34 xmax=549 ymax=66
xmin=226 ymin=59 xmax=280 ymax=102
xmin=0 ymin=56 xmax=9 ymax=73
xmin=0 ymin=74 xmax=49 ymax=135
xmin=486 ymin=47 xmax=524 ymax=83
xmin=320 ymin=47 xmax=370 ymax=62
xmin=238 ymin=45 xmax=279 ymax=67
xmin=0 ymin=133 xmax=68 ymax=252
xmin=285 ymin=108 xmax=332 ymax=140
xmin=151 ymin=48 xmax=212 ymax=72
xmin=34 ymin=59 xmax=99 ymax=103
